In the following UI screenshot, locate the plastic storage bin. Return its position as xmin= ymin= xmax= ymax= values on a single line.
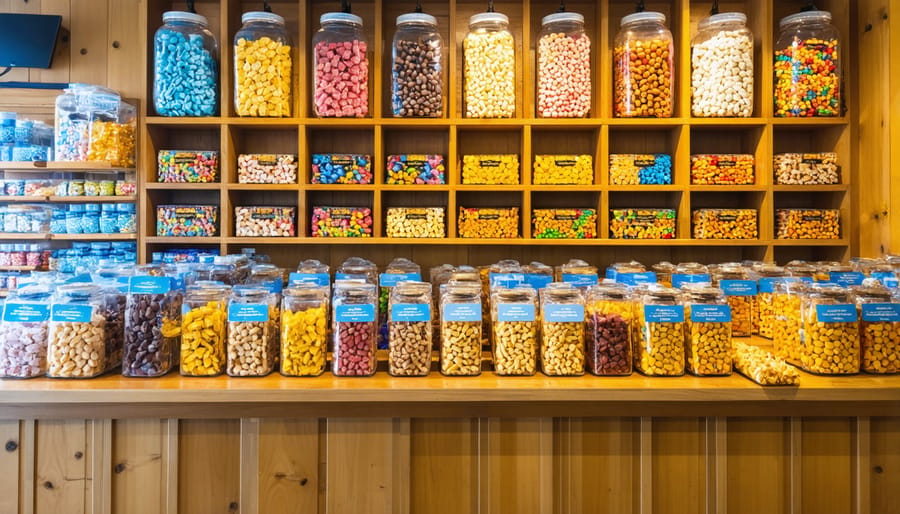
xmin=385 ymin=207 xmax=445 ymax=238
xmin=684 ymin=286 xmax=733 ymax=376
xmin=332 ymin=281 xmax=378 ymax=376
xmin=234 ymin=206 xmax=296 ymax=237
xmin=440 ymin=282 xmax=483 ymax=376
xmin=387 ymin=281 xmax=433 ymax=376
xmin=586 ymin=284 xmax=633 ymax=376
xmin=461 ymin=154 xmax=519 ymax=185
xmin=311 ymin=206 xmax=372 ymax=238
xmin=610 ymin=209 xmax=676 ymax=239
xmin=47 ymin=284 xmax=107 ymax=378
xmin=123 ymin=265 xmax=182 ymax=377
xmin=692 ymin=209 xmax=758 ymax=239
xmin=775 ymin=209 xmax=840 ymax=239
xmin=609 ymin=154 xmax=672 ymax=185
xmin=539 ymin=284 xmax=585 ymax=376
xmin=227 ymin=285 xmax=278 ymax=377
xmin=280 ymin=284 xmax=329 ymax=377
xmin=773 ymin=152 xmax=839 ymax=184
xmin=0 ymin=285 xmax=52 ymax=378
xmin=311 ymin=154 xmax=372 ymax=184
xmin=491 ymin=287 xmax=537 ymax=376
xmin=635 ymin=287 xmax=685 ymax=376
xmin=180 ymin=282 xmax=229 ymax=376
xmin=458 ymin=207 xmax=519 ymax=238
xmin=532 ymin=208 xmax=597 ymax=239
xmin=690 ymin=154 xmax=755 ymax=185
xmin=532 ymin=155 xmax=593 ymax=185
xmin=801 ymin=285 xmax=860 ymax=374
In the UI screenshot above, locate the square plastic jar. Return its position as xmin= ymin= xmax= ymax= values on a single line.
xmin=385 ymin=207 xmax=445 ymax=238
xmin=457 ymin=207 xmax=519 ymax=238
xmin=532 ymin=208 xmax=597 ymax=239
xmin=690 ymin=154 xmax=755 ymax=185
xmin=773 ymin=152 xmax=839 ymax=185
xmin=775 ymin=209 xmax=840 ymax=239
xmin=310 ymin=207 xmax=373 ymax=238
xmin=157 ymin=150 xmax=220 ymax=183
xmin=311 ymin=154 xmax=372 ymax=184
xmin=532 ymin=155 xmax=593 ymax=185
xmin=692 ymin=209 xmax=758 ymax=239
xmin=234 ymin=206 xmax=296 ymax=237
xmin=609 ymin=154 xmax=672 ymax=185
xmin=156 ymin=205 xmax=218 ymax=237
xmin=237 ymin=154 xmax=298 ymax=184
xmin=461 ymin=155 xmax=519 ymax=185
xmin=609 ymin=209 xmax=676 ymax=239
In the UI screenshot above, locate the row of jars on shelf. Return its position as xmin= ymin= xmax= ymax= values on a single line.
xmin=153 ymin=7 xmax=840 ymax=119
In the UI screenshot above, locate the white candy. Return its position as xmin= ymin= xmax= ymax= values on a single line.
xmin=691 ymin=29 xmax=754 ymax=117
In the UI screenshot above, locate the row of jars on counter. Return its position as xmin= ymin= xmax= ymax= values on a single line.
xmin=154 ymin=7 xmax=840 ymax=119
xmin=0 ymin=203 xmax=136 ymax=235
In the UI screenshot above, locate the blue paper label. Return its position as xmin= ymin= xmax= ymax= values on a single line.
xmin=442 ymin=303 xmax=481 ymax=322
xmin=3 ymin=303 xmax=49 ymax=323
xmin=64 ymin=273 xmax=93 ymax=284
xmin=390 ymin=303 xmax=430 ymax=322
xmin=259 ymin=279 xmax=283 ymax=294
xmin=690 ymin=304 xmax=732 ymax=323
xmin=380 ymin=273 xmax=422 ymax=288
xmin=497 ymin=303 xmax=536 ymax=322
xmin=829 ymin=271 xmax=865 ymax=287
xmin=644 ymin=304 xmax=685 ymax=323
xmin=490 ymin=273 xmax=526 ymax=288
xmin=561 ymin=273 xmax=599 ymax=287
xmin=861 ymin=303 xmax=900 ymax=322
xmin=617 ymin=272 xmax=657 ymax=286
xmin=128 ymin=276 xmax=171 ymax=295
xmin=289 ymin=272 xmax=330 ymax=287
xmin=543 ymin=304 xmax=585 ymax=322
xmin=871 ymin=272 xmax=898 ymax=288
xmin=816 ymin=304 xmax=858 ymax=323
xmin=672 ymin=273 xmax=711 ymax=289
xmin=228 ymin=303 xmax=269 ymax=322
xmin=335 ymin=304 xmax=376 ymax=322
xmin=525 ymin=274 xmax=553 ymax=290
xmin=51 ymin=304 xmax=94 ymax=323
xmin=720 ymin=280 xmax=758 ymax=296
xmin=604 ymin=267 xmax=616 ymax=279
xmin=335 ymin=273 xmax=368 ymax=282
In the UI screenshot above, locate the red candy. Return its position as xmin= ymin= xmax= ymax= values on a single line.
xmin=313 ymin=40 xmax=369 ymax=117
xmin=333 ymin=321 xmax=376 ymax=376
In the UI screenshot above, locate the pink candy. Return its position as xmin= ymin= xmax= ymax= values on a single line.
xmin=314 ymin=40 xmax=369 ymax=117
xmin=333 ymin=321 xmax=376 ymax=376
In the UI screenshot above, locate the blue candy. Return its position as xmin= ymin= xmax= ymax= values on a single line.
xmin=638 ymin=154 xmax=672 ymax=185
xmin=153 ymin=28 xmax=218 ymax=116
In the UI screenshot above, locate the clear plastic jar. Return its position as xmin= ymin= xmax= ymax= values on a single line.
xmin=227 ymin=285 xmax=277 ymax=377
xmin=824 ymin=263 xmax=865 ymax=287
xmin=714 ymin=264 xmax=756 ymax=337
xmin=489 ymin=259 xmax=526 ymax=289
xmin=525 ymin=261 xmax=554 ymax=290
xmin=180 ymin=282 xmax=229 ymax=376
xmin=332 ymin=281 xmax=378 ymax=376
xmin=557 ymin=259 xmax=599 ymax=289
xmin=234 ymin=11 xmax=292 ymax=117
xmin=0 ymin=284 xmax=52 ymax=378
xmin=335 ymin=256 xmax=378 ymax=285
xmin=281 ymin=284 xmax=329 ymax=377
xmin=756 ymin=264 xmax=786 ymax=338
xmin=801 ymin=285 xmax=859 ymax=374
xmin=539 ymin=283 xmax=585 ymax=376
xmin=463 ymin=11 xmax=515 ymax=118
xmin=290 ymin=258 xmax=331 ymax=287
xmin=691 ymin=12 xmax=754 ymax=117
xmin=440 ymin=281 xmax=482 ymax=376
xmin=379 ymin=258 xmax=422 ymax=325
xmin=47 ymin=283 xmax=107 ymax=378
xmin=491 ymin=286 xmax=537 ymax=376
xmin=388 ymin=281 xmax=433 ymax=376
xmin=586 ymin=284 xmax=633 ymax=376
xmin=855 ymin=285 xmax=900 ymax=374
xmin=153 ymin=11 xmax=219 ymax=117
xmin=672 ymin=262 xmax=711 ymax=289
xmin=96 ymin=263 xmax=129 ymax=373
xmin=635 ymin=287 xmax=684 ymax=376
xmin=613 ymin=12 xmax=674 ymax=118
xmin=537 ymin=11 xmax=591 ymax=118
xmin=652 ymin=261 xmax=675 ymax=288
xmin=684 ymin=286 xmax=732 ymax=376
xmin=774 ymin=10 xmax=841 ymax=117
xmin=391 ymin=12 xmax=443 ymax=117
xmin=54 ymin=84 xmax=120 ymax=162
xmin=87 ymin=100 xmax=136 ymax=168
xmin=123 ymin=264 xmax=182 ymax=377
xmin=313 ymin=12 xmax=369 ymax=118
xmin=772 ymin=280 xmax=806 ymax=365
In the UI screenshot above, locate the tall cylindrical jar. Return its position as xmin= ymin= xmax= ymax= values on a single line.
xmin=537 ymin=11 xmax=591 ymax=118
xmin=180 ymin=282 xmax=229 ymax=376
xmin=440 ymin=282 xmax=483 ymax=376
xmin=123 ymin=264 xmax=182 ymax=377
xmin=388 ymin=281 xmax=433 ymax=377
xmin=491 ymin=287 xmax=537 ymax=376
xmin=153 ymin=11 xmax=219 ymax=116
xmin=774 ymin=10 xmax=841 ymax=117
xmin=691 ymin=12 xmax=754 ymax=117
xmin=47 ymin=284 xmax=107 ymax=378
xmin=613 ymin=12 xmax=674 ymax=118
xmin=539 ymin=284 xmax=585 ymax=376
xmin=313 ymin=12 xmax=369 ymax=117
xmin=585 ymin=284 xmax=633 ymax=376
xmin=280 ymin=284 xmax=329 ymax=377
xmin=227 ymin=285 xmax=277 ymax=377
xmin=391 ymin=12 xmax=443 ymax=117
xmin=463 ymin=12 xmax=515 ymax=118
xmin=0 ymin=285 xmax=52 ymax=378
xmin=234 ymin=11 xmax=292 ymax=117
xmin=332 ymin=281 xmax=378 ymax=376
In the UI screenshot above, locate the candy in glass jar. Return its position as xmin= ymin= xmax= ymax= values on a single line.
xmin=391 ymin=11 xmax=442 ymax=117
xmin=774 ymin=10 xmax=841 ymax=117
xmin=613 ymin=12 xmax=674 ymax=118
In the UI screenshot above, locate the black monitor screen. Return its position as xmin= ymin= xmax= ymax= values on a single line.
xmin=0 ymin=13 xmax=62 ymax=69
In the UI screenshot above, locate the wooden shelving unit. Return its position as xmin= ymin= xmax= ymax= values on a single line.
xmin=140 ymin=0 xmax=855 ymax=269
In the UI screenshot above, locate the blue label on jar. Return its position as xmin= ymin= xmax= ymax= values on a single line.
xmin=379 ymin=273 xmax=422 ymax=288
xmin=335 ymin=273 xmax=369 ymax=282
xmin=259 ymin=279 xmax=283 ymax=294
xmin=3 ymin=303 xmax=49 ymax=323
xmin=616 ymin=272 xmax=657 ymax=286
xmin=64 ymin=273 xmax=93 ymax=284
xmin=335 ymin=304 xmax=376 ymax=322
xmin=720 ymin=280 xmax=758 ymax=296
xmin=543 ymin=304 xmax=585 ymax=322
xmin=227 ymin=303 xmax=269 ymax=323
xmin=289 ymin=272 xmax=330 ymax=287
xmin=672 ymin=273 xmax=711 ymax=289
xmin=815 ymin=304 xmax=858 ymax=323
xmin=497 ymin=303 xmax=536 ymax=322
xmin=604 ymin=267 xmax=616 ymax=279
xmin=644 ymin=305 xmax=685 ymax=323
xmin=861 ymin=303 xmax=900 ymax=322
xmin=128 ymin=276 xmax=171 ymax=295
xmin=525 ymin=273 xmax=553 ymax=290
xmin=51 ymin=304 xmax=94 ymax=323
xmin=443 ymin=303 xmax=481 ymax=322
xmin=390 ymin=303 xmax=430 ymax=322
xmin=489 ymin=273 xmax=526 ymax=288
xmin=829 ymin=271 xmax=865 ymax=287
xmin=561 ymin=273 xmax=599 ymax=287
xmin=871 ymin=272 xmax=899 ymax=288
xmin=690 ymin=304 xmax=732 ymax=323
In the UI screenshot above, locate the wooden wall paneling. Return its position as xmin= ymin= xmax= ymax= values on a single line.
xmin=409 ymin=419 xmax=478 ymax=514
xmin=477 ymin=417 xmax=552 ymax=514
xmin=106 ymin=0 xmax=145 ymax=100
xmin=854 ymin=417 xmax=871 ymax=514
xmin=892 ymin=0 xmax=900 ymax=253
xmin=725 ymin=418 xmax=790 ymax=514
xmin=240 ymin=418 xmax=260 ymax=514
xmin=111 ymin=419 xmax=167 ymax=514
xmin=28 ymin=0 xmax=71 ymax=85
xmin=255 ymin=419 xmax=320 ymax=514
xmin=21 ymin=420 xmax=35 ymax=514
xmin=177 ymin=420 xmax=241 ymax=514
xmin=68 ymin=0 xmax=109 ymax=85
xmin=870 ymin=417 xmax=900 ymax=514
xmin=89 ymin=419 xmax=112 ymax=514
xmin=34 ymin=420 xmax=89 ymax=514
xmin=651 ymin=417 xmax=707 ymax=514
xmin=800 ymin=417 xmax=854 ymax=514
xmin=0 ymin=421 xmax=20 ymax=514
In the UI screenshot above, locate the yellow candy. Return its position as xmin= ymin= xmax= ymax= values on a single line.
xmin=533 ymin=155 xmax=593 ymax=185
xmin=280 ymin=306 xmax=328 ymax=376
xmin=235 ymin=37 xmax=292 ymax=117
xmin=87 ymin=120 xmax=135 ymax=168
xmin=180 ymin=301 xmax=227 ymax=376
xmin=462 ymin=155 xmax=519 ymax=185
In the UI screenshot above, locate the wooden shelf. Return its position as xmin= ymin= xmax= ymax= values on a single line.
xmin=144 ymin=236 xmax=221 ymax=245
xmin=0 ymin=196 xmax=46 ymax=202
xmin=0 ymin=162 xmax=135 ymax=173
xmin=773 ymin=184 xmax=850 ymax=192
xmin=0 ymin=233 xmax=49 ymax=240
xmin=0 ymin=265 xmax=40 ymax=272
xmin=51 ymin=233 xmax=137 ymax=241
xmin=145 ymin=182 xmax=221 ymax=190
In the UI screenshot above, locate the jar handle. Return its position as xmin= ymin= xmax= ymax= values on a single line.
xmin=185 ymin=0 xmax=195 ymax=14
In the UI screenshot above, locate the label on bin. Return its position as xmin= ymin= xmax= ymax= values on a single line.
xmin=543 ymin=304 xmax=585 ymax=322
xmin=289 ymin=272 xmax=330 ymax=287
xmin=561 ymin=273 xmax=599 ymax=287
xmin=51 ymin=304 xmax=94 ymax=323
xmin=554 ymin=159 xmax=577 ymax=167
xmin=3 ymin=303 xmax=49 ymax=323
xmin=815 ymin=304 xmax=858 ymax=323
xmin=716 ymin=159 xmax=737 ymax=168
xmin=871 ymin=272 xmax=899 ymax=288
xmin=258 ymin=279 xmax=283 ymax=294
xmin=390 ymin=303 xmax=430 ymax=322
xmin=379 ymin=273 xmax=422 ymax=288
xmin=228 ymin=303 xmax=269 ymax=323
xmin=525 ymin=274 xmax=553 ymax=290
xmin=490 ymin=273 xmax=525 ymax=288
xmin=862 ymin=304 xmax=900 ymax=322
xmin=690 ymin=304 xmax=732 ymax=323
xmin=497 ymin=304 xmax=535 ymax=322
xmin=443 ymin=304 xmax=481 ymax=322
xmin=644 ymin=305 xmax=685 ymax=323
xmin=128 ymin=276 xmax=171 ymax=295
xmin=616 ymin=272 xmax=657 ymax=286
xmin=759 ymin=277 xmax=793 ymax=294
xmin=634 ymin=157 xmax=656 ymax=167
xmin=479 ymin=159 xmax=501 ymax=167
xmin=721 ymin=280 xmax=758 ymax=296
xmin=335 ymin=272 xmax=369 ymax=281
xmin=335 ymin=304 xmax=375 ymax=322
xmin=672 ymin=273 xmax=711 ymax=289
xmin=829 ymin=271 xmax=865 ymax=287
xmin=802 ymin=154 xmax=825 ymax=164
